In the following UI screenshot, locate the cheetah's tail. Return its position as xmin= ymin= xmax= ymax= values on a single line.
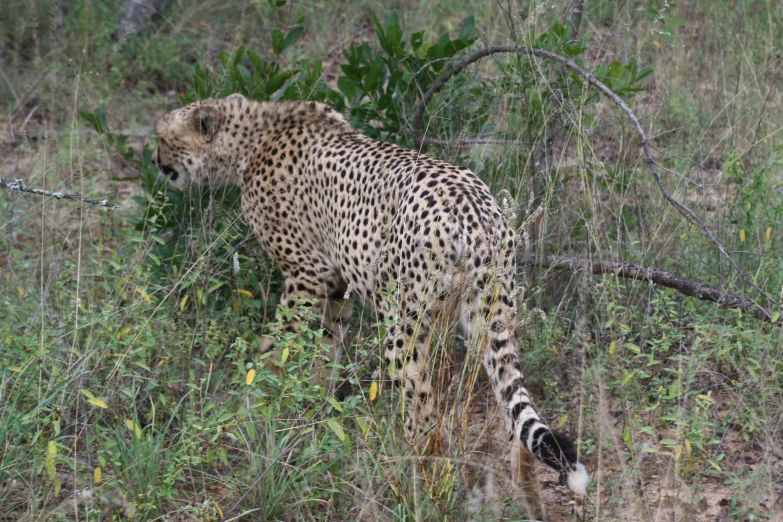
xmin=492 ymin=335 xmax=589 ymax=493
xmin=516 ymin=414 xmax=589 ymax=495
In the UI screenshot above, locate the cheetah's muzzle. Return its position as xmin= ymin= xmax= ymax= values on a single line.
xmin=159 ymin=164 xmax=179 ymax=181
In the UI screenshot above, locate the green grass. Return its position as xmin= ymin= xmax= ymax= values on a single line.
xmin=2 ymin=1 xmax=783 ymax=520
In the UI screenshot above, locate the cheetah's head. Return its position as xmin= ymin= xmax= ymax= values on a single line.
xmin=153 ymin=93 xmax=247 ymax=189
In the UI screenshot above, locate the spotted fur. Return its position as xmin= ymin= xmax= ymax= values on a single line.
xmin=153 ymin=93 xmax=589 ymax=505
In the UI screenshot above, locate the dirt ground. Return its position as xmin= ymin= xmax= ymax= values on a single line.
xmin=446 ymin=387 xmax=783 ymax=522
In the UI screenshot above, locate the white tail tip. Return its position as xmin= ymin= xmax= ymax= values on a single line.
xmin=567 ymin=463 xmax=589 ymax=495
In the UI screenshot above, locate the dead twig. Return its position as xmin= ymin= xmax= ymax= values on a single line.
xmin=23 ymin=127 xmax=152 ymax=140
xmin=423 ymin=136 xmax=526 ymax=146
xmin=520 ymin=253 xmax=782 ymax=326
xmin=0 ymin=178 xmax=118 ymax=209
xmin=412 ymin=45 xmax=780 ymax=309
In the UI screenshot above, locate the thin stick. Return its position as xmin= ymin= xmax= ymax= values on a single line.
xmin=412 ymin=45 xmax=780 ymax=309
xmin=423 ymin=136 xmax=525 ymax=146
xmin=0 ymin=178 xmax=118 ymax=209
xmin=520 ymin=253 xmax=781 ymax=326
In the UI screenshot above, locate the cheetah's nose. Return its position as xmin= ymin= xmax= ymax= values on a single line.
xmin=160 ymin=164 xmax=179 ymax=181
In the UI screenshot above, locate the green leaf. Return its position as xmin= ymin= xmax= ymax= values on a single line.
xmin=340 ymin=64 xmax=362 ymax=82
xmin=552 ymin=19 xmax=566 ymax=38
xmin=267 ymin=0 xmax=286 ymax=10
xmin=458 ymin=15 xmax=475 ymax=41
xmin=232 ymin=45 xmax=245 ymax=68
xmin=272 ymin=29 xmax=284 ymax=55
xmin=377 ymin=93 xmax=392 ymax=110
xmin=327 ymin=418 xmax=348 ymax=442
xmin=328 ymin=396 xmax=343 ymax=412
xmin=385 ymin=9 xmax=400 ymax=30
xmin=635 ymin=66 xmax=655 ymax=83
xmin=667 ymin=14 xmax=687 ymax=27
xmin=283 ymin=26 xmax=305 ymax=52
xmin=363 ymin=61 xmax=384 ymax=93
xmin=337 ymin=76 xmax=358 ymax=100
xmin=78 ymin=109 xmax=107 ymax=135
xmin=386 ymin=25 xmax=403 ymax=49
xmin=267 ymin=71 xmax=295 ymax=94
xmin=622 ymin=425 xmax=632 ymax=448
xmin=659 ymin=25 xmax=674 ymax=44
xmin=219 ymin=51 xmax=231 ymax=68
xmin=217 ymin=447 xmax=229 ymax=466
xmin=410 ymin=31 xmax=424 ymax=51
xmin=208 ymin=281 xmax=225 ymax=293
xmin=372 ymin=13 xmax=385 ymax=39
xmin=608 ymin=61 xmax=624 ymax=79
xmin=356 ymin=417 xmax=370 ymax=437
xmin=426 ymin=43 xmax=445 ymax=60
xmin=563 ymin=41 xmax=587 ymax=57
xmin=247 ymin=50 xmax=265 ymax=73
xmin=238 ymin=65 xmax=252 ymax=88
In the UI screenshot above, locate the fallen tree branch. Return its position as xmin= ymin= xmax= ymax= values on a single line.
xmin=412 ymin=45 xmax=779 ymax=308
xmin=519 ymin=253 xmax=782 ymax=326
xmin=422 ymin=136 xmax=525 ymax=146
xmin=0 ymin=178 xmax=119 ymax=209
xmin=23 ymin=126 xmax=152 ymax=140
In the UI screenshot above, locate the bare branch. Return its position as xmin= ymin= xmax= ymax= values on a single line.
xmin=412 ymin=45 xmax=780 ymax=308
xmin=0 ymin=178 xmax=119 ymax=209
xmin=520 ymin=253 xmax=782 ymax=326
xmin=23 ymin=127 xmax=152 ymax=140
xmin=423 ymin=136 xmax=526 ymax=146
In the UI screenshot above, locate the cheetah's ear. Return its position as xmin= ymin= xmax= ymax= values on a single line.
xmin=190 ymin=103 xmax=221 ymax=142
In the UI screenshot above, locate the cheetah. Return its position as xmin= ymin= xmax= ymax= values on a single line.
xmin=153 ymin=93 xmax=589 ymax=513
